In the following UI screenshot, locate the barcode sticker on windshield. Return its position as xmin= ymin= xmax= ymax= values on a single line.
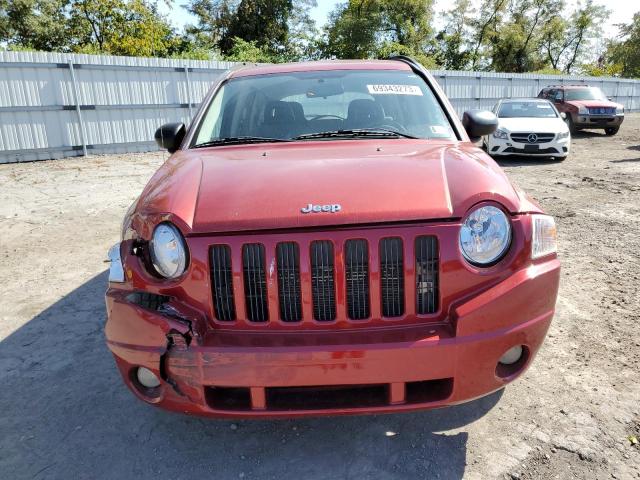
xmin=367 ymin=84 xmax=423 ymax=96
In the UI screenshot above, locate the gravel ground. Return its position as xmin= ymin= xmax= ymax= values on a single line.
xmin=1 ymin=115 xmax=639 ymax=479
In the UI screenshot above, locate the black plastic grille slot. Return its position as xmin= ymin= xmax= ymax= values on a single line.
xmin=345 ymin=239 xmax=370 ymax=320
xmin=415 ymin=236 xmax=439 ymax=314
xmin=210 ymin=245 xmax=236 ymax=321
xmin=242 ymin=243 xmax=269 ymax=322
xmin=380 ymin=237 xmax=404 ymax=317
xmin=310 ymin=240 xmax=336 ymax=321
xmin=276 ymin=242 xmax=302 ymax=322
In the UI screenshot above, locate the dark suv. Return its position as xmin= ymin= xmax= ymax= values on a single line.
xmin=538 ymin=85 xmax=624 ymax=135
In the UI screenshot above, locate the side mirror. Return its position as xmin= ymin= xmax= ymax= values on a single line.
xmin=461 ymin=110 xmax=498 ymax=142
xmin=560 ymin=112 xmax=567 ymax=120
xmin=607 ymin=97 xmax=613 ymax=101
xmin=154 ymin=123 xmax=186 ymax=153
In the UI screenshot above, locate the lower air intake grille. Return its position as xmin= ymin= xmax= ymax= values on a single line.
xmin=345 ymin=239 xmax=370 ymax=320
xmin=310 ymin=240 xmax=336 ymax=321
xmin=276 ymin=242 xmax=302 ymax=322
xmin=380 ymin=237 xmax=404 ymax=317
xmin=242 ymin=243 xmax=269 ymax=322
xmin=210 ymin=245 xmax=235 ymax=321
xmin=415 ymin=236 xmax=439 ymax=314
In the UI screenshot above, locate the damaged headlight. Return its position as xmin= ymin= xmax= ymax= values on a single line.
xmin=459 ymin=205 xmax=511 ymax=266
xmin=150 ymin=223 xmax=188 ymax=279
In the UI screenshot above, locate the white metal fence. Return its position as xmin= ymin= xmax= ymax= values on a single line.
xmin=1 ymin=51 xmax=639 ymax=163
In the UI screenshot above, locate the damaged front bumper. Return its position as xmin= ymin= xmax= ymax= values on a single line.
xmin=105 ymin=258 xmax=560 ymax=419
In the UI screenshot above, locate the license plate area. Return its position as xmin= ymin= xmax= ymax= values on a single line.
xmin=524 ymin=144 xmax=539 ymax=151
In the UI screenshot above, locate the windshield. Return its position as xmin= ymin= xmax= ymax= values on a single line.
xmin=565 ymin=87 xmax=607 ymax=101
xmin=192 ymin=69 xmax=456 ymax=146
xmin=497 ymin=101 xmax=558 ymax=118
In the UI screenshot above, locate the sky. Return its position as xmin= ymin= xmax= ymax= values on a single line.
xmin=160 ymin=0 xmax=639 ymax=43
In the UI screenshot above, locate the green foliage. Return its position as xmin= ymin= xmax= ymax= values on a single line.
xmin=224 ymin=37 xmax=278 ymax=63
xmin=321 ymin=0 xmax=435 ymax=65
xmin=0 ymin=0 xmax=70 ymax=51
xmin=0 ymin=0 xmax=637 ymax=78
xmin=603 ymin=13 xmax=640 ymax=78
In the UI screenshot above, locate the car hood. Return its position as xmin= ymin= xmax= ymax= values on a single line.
xmin=567 ymin=99 xmax=623 ymax=109
xmin=498 ymin=117 xmax=567 ymax=132
xmin=134 ymin=140 xmax=541 ymax=235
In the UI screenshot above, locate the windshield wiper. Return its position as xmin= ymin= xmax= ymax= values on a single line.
xmin=193 ymin=136 xmax=292 ymax=148
xmin=292 ymin=128 xmax=419 ymax=140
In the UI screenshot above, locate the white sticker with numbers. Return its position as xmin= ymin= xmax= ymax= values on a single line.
xmin=367 ymin=84 xmax=423 ymax=96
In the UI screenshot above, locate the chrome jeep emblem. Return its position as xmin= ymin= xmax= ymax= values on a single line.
xmin=301 ymin=203 xmax=342 ymax=214
xmin=527 ymin=133 xmax=538 ymax=143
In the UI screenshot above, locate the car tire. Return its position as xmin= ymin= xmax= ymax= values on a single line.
xmin=605 ymin=127 xmax=619 ymax=136
xmin=566 ymin=117 xmax=577 ymax=134
xmin=555 ymin=156 xmax=567 ymax=161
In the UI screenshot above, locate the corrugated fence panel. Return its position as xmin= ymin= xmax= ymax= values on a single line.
xmin=1 ymin=51 xmax=639 ymax=163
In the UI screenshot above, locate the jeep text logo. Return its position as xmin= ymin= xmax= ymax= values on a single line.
xmin=301 ymin=203 xmax=342 ymax=214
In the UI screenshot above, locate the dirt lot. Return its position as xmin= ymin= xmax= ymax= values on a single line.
xmin=1 ymin=115 xmax=639 ymax=480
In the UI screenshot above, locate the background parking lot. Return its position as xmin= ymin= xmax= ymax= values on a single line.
xmin=1 ymin=117 xmax=639 ymax=479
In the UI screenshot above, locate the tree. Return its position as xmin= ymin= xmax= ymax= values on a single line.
xmin=435 ymin=0 xmax=474 ymax=70
xmin=602 ymin=13 xmax=640 ymax=78
xmin=563 ymin=0 xmax=608 ymax=73
xmin=68 ymin=0 xmax=177 ymax=56
xmin=187 ymin=0 xmax=298 ymax=58
xmin=491 ymin=0 xmax=562 ymax=72
xmin=321 ymin=0 xmax=436 ymax=64
xmin=0 ymin=0 xmax=70 ymax=51
xmin=468 ymin=0 xmax=509 ymax=69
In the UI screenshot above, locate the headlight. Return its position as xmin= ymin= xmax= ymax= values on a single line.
xmin=493 ymin=128 xmax=508 ymax=139
xmin=616 ymin=106 xmax=624 ymax=115
xmin=578 ymin=106 xmax=588 ymax=115
xmin=459 ymin=205 xmax=511 ymax=266
xmin=150 ymin=223 xmax=188 ymax=279
xmin=531 ymin=214 xmax=557 ymax=259
xmin=558 ymin=131 xmax=570 ymax=140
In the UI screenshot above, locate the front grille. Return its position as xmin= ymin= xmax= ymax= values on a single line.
xmin=588 ymin=107 xmax=615 ymax=115
xmin=210 ymin=245 xmax=235 ymax=321
xmin=310 ymin=240 xmax=336 ymax=321
xmin=276 ymin=242 xmax=302 ymax=322
xmin=242 ymin=243 xmax=269 ymax=322
xmin=209 ymin=234 xmax=439 ymax=325
xmin=510 ymin=132 xmax=555 ymax=144
xmin=345 ymin=239 xmax=370 ymax=320
xmin=415 ymin=236 xmax=439 ymax=314
xmin=380 ymin=237 xmax=404 ymax=317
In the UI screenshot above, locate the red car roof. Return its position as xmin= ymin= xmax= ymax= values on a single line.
xmin=228 ymin=59 xmax=412 ymax=78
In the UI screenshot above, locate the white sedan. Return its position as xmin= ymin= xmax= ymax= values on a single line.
xmin=484 ymin=99 xmax=570 ymax=160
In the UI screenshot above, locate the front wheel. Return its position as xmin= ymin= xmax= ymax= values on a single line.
xmin=605 ymin=127 xmax=619 ymax=136
xmin=554 ymin=155 xmax=567 ymax=161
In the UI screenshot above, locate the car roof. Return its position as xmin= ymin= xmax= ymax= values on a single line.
xmin=500 ymin=98 xmax=550 ymax=103
xmin=227 ymin=59 xmax=413 ymax=79
xmin=544 ymin=84 xmax=594 ymax=90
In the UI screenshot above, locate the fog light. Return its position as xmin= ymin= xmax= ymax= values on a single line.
xmin=136 ymin=367 xmax=160 ymax=388
xmin=499 ymin=345 xmax=523 ymax=365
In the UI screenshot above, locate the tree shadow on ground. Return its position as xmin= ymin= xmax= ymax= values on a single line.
xmin=0 ymin=271 xmax=502 ymax=480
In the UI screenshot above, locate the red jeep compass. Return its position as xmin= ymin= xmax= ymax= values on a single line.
xmin=105 ymin=57 xmax=560 ymax=418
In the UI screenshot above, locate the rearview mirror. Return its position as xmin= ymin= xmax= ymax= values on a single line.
xmin=461 ymin=110 xmax=498 ymax=142
xmin=155 ymin=123 xmax=186 ymax=153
